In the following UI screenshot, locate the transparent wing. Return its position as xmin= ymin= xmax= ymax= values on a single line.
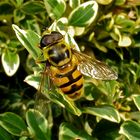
xmin=34 ymin=65 xmax=52 ymax=117
xmin=72 ymin=49 xmax=118 ymax=80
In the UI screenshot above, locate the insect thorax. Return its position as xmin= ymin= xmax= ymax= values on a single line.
xmin=45 ymin=42 xmax=71 ymax=67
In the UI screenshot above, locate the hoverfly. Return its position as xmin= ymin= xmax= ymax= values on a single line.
xmin=37 ymin=31 xmax=117 ymax=100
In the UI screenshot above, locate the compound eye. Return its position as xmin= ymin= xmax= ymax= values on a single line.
xmin=40 ymin=35 xmax=52 ymax=48
xmin=40 ymin=31 xmax=63 ymax=49
xmin=51 ymin=31 xmax=63 ymax=40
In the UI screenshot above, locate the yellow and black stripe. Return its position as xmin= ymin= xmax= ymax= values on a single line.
xmin=50 ymin=56 xmax=84 ymax=99
xmin=40 ymin=31 xmax=84 ymax=99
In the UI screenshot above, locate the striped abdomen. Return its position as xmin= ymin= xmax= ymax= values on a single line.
xmin=50 ymin=57 xmax=84 ymax=99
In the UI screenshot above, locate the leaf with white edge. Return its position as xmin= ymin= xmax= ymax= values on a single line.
xmin=19 ymin=136 xmax=28 ymax=140
xmin=54 ymin=17 xmax=69 ymax=35
xmin=82 ymin=105 xmax=120 ymax=123
xmin=129 ymin=112 xmax=140 ymax=120
xmin=26 ymin=109 xmax=50 ymax=140
xmin=119 ymin=120 xmax=140 ymax=140
xmin=16 ymin=0 xmax=24 ymax=7
xmin=64 ymin=33 xmax=80 ymax=51
xmin=114 ymin=27 xmax=132 ymax=47
xmin=59 ymin=122 xmax=95 ymax=140
xmin=24 ymin=74 xmax=42 ymax=90
xmin=25 ymin=74 xmax=82 ymax=116
xmin=49 ymin=21 xmax=58 ymax=31
xmin=21 ymin=1 xmax=45 ymax=14
xmin=2 ymin=50 xmax=20 ymax=76
xmin=14 ymin=9 xmax=25 ymax=23
xmin=115 ymin=0 xmax=126 ymax=6
xmin=118 ymin=35 xmax=132 ymax=47
xmin=69 ymin=0 xmax=80 ymax=9
xmin=0 ymin=112 xmax=27 ymax=136
xmin=0 ymin=126 xmax=12 ymax=140
xmin=49 ymin=91 xmax=82 ymax=116
xmin=96 ymin=81 xmax=119 ymax=96
xmin=96 ymin=0 xmax=113 ymax=5
xmin=43 ymin=0 xmax=66 ymax=19
xmin=133 ymin=95 xmax=140 ymax=111
xmin=12 ymin=24 xmax=42 ymax=60
xmin=68 ymin=1 xmax=98 ymax=27
xmin=74 ymin=26 xmax=85 ymax=36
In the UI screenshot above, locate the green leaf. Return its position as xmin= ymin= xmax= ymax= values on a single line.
xmin=115 ymin=14 xmax=135 ymax=30
xmin=133 ymin=95 xmax=140 ymax=111
xmin=25 ymin=20 xmax=41 ymax=35
xmin=12 ymin=24 xmax=42 ymax=60
xmin=68 ymin=1 xmax=98 ymax=27
xmin=15 ymin=0 xmax=23 ymax=7
xmin=96 ymin=0 xmax=113 ymax=5
xmin=19 ymin=136 xmax=28 ymax=140
xmin=21 ymin=1 xmax=46 ymax=14
xmin=0 ymin=2 xmax=14 ymax=16
xmin=0 ymin=126 xmax=12 ymax=140
xmin=119 ymin=120 xmax=140 ymax=140
xmin=8 ymin=40 xmax=21 ymax=48
xmin=82 ymin=105 xmax=120 ymax=123
xmin=59 ymin=122 xmax=96 ymax=140
xmin=26 ymin=109 xmax=50 ymax=140
xmin=1 ymin=50 xmax=20 ymax=76
xmin=118 ymin=35 xmax=132 ymax=47
xmin=0 ymin=112 xmax=27 ymax=136
xmin=24 ymin=74 xmax=42 ymax=90
xmin=97 ymin=81 xmax=119 ymax=97
xmin=114 ymin=27 xmax=132 ymax=47
xmin=10 ymin=0 xmax=23 ymax=7
xmin=129 ymin=112 xmax=140 ymax=121
xmin=115 ymin=0 xmax=126 ymax=6
xmin=0 ymin=31 xmax=8 ymax=41
xmin=24 ymin=74 xmax=82 ymax=116
xmin=64 ymin=32 xmax=80 ymax=51
xmin=69 ymin=0 xmax=80 ymax=9
xmin=13 ymin=9 xmax=25 ymax=23
xmin=43 ymin=0 xmax=66 ymax=19
xmin=94 ymin=120 xmax=121 ymax=140
xmin=84 ymin=83 xmax=95 ymax=100
xmin=49 ymin=91 xmax=82 ymax=116
xmin=73 ymin=26 xmax=85 ymax=36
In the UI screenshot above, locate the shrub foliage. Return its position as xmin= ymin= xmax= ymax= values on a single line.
xmin=0 ymin=0 xmax=140 ymax=139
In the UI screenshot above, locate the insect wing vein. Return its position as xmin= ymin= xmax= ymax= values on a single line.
xmin=72 ymin=49 xmax=118 ymax=80
xmin=34 ymin=66 xmax=51 ymax=117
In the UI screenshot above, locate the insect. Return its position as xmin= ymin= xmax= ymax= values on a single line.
xmin=38 ymin=31 xmax=118 ymax=100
